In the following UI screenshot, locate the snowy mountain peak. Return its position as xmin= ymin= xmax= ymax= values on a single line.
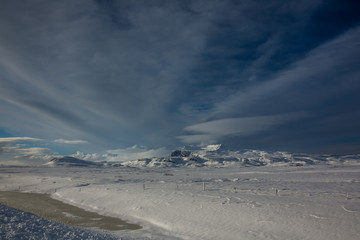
xmin=170 ymin=150 xmax=191 ymax=157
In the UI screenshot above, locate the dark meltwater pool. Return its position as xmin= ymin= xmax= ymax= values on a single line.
xmin=0 ymin=191 xmax=141 ymax=231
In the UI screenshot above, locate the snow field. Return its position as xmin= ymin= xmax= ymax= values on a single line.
xmin=1 ymin=165 xmax=360 ymax=239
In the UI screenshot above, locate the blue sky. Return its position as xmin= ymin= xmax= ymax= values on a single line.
xmin=0 ymin=0 xmax=360 ymax=164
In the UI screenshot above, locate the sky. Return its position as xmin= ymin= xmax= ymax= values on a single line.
xmin=1 ymin=0 xmax=360 ymax=165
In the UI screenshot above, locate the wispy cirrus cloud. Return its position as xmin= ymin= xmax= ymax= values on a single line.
xmin=179 ymin=114 xmax=305 ymax=144
xmin=0 ymin=0 xmax=359 ymax=156
xmin=0 ymin=0 xmax=218 ymax=149
xmin=0 ymin=137 xmax=41 ymax=145
xmin=54 ymin=139 xmax=88 ymax=144
xmin=211 ymin=26 xmax=360 ymax=118
xmin=179 ymin=25 xmax=360 ymax=152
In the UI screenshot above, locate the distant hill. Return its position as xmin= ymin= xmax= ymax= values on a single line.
xmin=44 ymin=156 xmax=103 ymax=167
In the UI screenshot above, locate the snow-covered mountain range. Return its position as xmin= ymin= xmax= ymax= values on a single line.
xmin=45 ymin=144 xmax=360 ymax=168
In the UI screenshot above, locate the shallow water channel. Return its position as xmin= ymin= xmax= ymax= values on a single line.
xmin=0 ymin=191 xmax=141 ymax=231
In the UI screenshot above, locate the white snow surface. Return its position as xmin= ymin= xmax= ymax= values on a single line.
xmin=1 ymin=148 xmax=360 ymax=239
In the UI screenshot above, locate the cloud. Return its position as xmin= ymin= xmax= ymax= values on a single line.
xmin=0 ymin=0 xmax=219 ymax=149
xmin=71 ymin=151 xmax=102 ymax=161
xmin=212 ymin=26 xmax=360 ymax=117
xmin=54 ymin=139 xmax=88 ymax=144
xmin=179 ymin=114 xmax=305 ymax=144
xmin=0 ymin=137 xmax=53 ymax=164
xmin=178 ymin=25 xmax=360 ymax=152
xmin=177 ymin=134 xmax=217 ymax=145
xmin=0 ymin=137 xmax=41 ymax=145
xmin=177 ymin=0 xmax=323 ymax=119
xmin=0 ymin=1 xmax=359 ymax=154
xmin=104 ymin=145 xmax=170 ymax=162
xmin=13 ymin=147 xmax=53 ymax=158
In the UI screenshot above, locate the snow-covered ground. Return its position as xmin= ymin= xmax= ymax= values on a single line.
xmin=1 ymin=148 xmax=360 ymax=239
